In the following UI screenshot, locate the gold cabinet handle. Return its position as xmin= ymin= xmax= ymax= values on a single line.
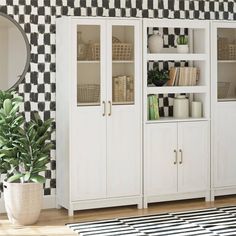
xmin=102 ymin=101 xmax=106 ymax=116
xmin=174 ymin=150 xmax=177 ymax=164
xmin=179 ymin=149 xmax=183 ymax=164
xmin=108 ymin=101 xmax=112 ymax=116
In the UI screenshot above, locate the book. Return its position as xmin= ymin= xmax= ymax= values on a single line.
xmin=126 ymin=76 xmax=134 ymax=102
xmin=167 ymin=67 xmax=177 ymax=86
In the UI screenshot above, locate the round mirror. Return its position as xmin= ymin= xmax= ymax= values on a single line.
xmin=0 ymin=13 xmax=30 ymax=91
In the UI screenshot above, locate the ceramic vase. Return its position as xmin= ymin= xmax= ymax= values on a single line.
xmin=173 ymin=95 xmax=189 ymax=118
xmin=148 ymin=31 xmax=163 ymax=53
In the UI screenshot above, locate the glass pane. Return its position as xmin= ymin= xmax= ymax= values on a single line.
xmin=217 ymin=28 xmax=236 ymax=101
xmin=112 ymin=26 xmax=134 ymax=105
xmin=77 ymin=25 xmax=100 ymax=106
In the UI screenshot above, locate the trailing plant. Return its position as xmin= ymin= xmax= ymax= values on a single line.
xmin=148 ymin=68 xmax=169 ymax=86
xmin=0 ymin=92 xmax=54 ymax=184
xmin=177 ymin=35 xmax=188 ymax=45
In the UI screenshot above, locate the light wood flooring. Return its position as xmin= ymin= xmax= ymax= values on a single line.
xmin=1 ymin=196 xmax=236 ymax=236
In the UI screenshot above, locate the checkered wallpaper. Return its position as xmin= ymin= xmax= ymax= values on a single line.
xmin=0 ymin=0 xmax=235 ymax=198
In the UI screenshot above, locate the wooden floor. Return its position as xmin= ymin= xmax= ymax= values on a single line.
xmin=1 ymin=196 xmax=236 ymax=236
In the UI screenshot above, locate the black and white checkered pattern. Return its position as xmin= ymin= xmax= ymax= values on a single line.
xmin=0 ymin=0 xmax=235 ymax=198
xmin=67 ymin=206 xmax=236 ymax=236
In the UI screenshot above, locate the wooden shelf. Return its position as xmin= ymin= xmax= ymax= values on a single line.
xmin=218 ymin=60 xmax=236 ymax=63
xmin=113 ymin=60 xmax=134 ymax=63
xmin=146 ymin=117 xmax=208 ymax=124
xmin=147 ymin=53 xmax=207 ymax=61
xmin=113 ymin=101 xmax=134 ymax=105
xmin=77 ymin=102 xmax=100 ymax=106
xmin=147 ymin=86 xmax=208 ymax=94
xmin=77 ymin=60 xmax=100 ymax=64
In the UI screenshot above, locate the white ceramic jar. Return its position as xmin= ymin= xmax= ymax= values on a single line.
xmin=173 ymin=95 xmax=189 ymax=119
xmin=191 ymin=101 xmax=202 ymax=118
xmin=148 ymin=31 xmax=163 ymax=53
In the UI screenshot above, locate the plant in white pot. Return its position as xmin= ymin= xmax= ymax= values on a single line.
xmin=0 ymin=91 xmax=54 ymax=225
xmin=176 ymin=35 xmax=189 ymax=53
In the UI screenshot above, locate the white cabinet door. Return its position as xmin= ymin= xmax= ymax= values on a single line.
xmin=106 ymin=19 xmax=142 ymax=197
xmin=178 ymin=122 xmax=209 ymax=193
xmin=70 ymin=19 xmax=107 ymax=201
xmin=214 ymin=103 xmax=236 ymax=188
xmin=146 ymin=123 xmax=178 ymax=196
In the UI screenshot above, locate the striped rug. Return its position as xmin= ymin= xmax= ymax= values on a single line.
xmin=67 ymin=206 xmax=236 ymax=235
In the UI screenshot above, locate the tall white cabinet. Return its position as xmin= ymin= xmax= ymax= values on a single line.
xmin=56 ymin=17 xmax=142 ymax=215
xmin=143 ymin=19 xmax=211 ymax=207
xmin=211 ymin=21 xmax=236 ymax=198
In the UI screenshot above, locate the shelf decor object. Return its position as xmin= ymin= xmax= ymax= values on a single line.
xmin=173 ymin=95 xmax=189 ymax=119
xmin=148 ymin=31 xmax=163 ymax=53
xmin=176 ymin=35 xmax=189 ymax=54
xmin=191 ymin=101 xmax=202 ymax=118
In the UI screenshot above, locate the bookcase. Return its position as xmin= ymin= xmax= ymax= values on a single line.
xmin=143 ymin=19 xmax=211 ymax=207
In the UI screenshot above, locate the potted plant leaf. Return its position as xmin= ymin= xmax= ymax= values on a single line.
xmin=0 ymin=90 xmax=54 ymax=225
xmin=148 ymin=68 xmax=169 ymax=86
xmin=176 ymin=35 xmax=189 ymax=53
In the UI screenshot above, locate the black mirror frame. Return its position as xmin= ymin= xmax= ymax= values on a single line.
xmin=0 ymin=12 xmax=30 ymax=91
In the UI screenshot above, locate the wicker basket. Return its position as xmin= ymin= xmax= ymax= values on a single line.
xmin=218 ymin=37 xmax=229 ymax=60
xmin=77 ymin=84 xmax=100 ymax=103
xmin=112 ymin=43 xmax=132 ymax=60
xmin=218 ymin=82 xmax=230 ymax=99
xmin=88 ymin=43 xmax=132 ymax=61
xmin=228 ymin=44 xmax=236 ymax=60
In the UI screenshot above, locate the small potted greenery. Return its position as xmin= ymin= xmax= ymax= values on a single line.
xmin=0 ymin=90 xmax=54 ymax=225
xmin=176 ymin=35 xmax=189 ymax=53
xmin=148 ymin=68 xmax=169 ymax=86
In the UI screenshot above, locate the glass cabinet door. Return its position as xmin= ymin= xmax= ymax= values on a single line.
xmin=112 ymin=25 xmax=135 ymax=105
xmin=77 ymin=25 xmax=101 ymax=106
xmin=217 ymin=28 xmax=236 ymax=101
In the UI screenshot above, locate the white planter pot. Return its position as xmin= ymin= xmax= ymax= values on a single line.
xmin=3 ymin=181 xmax=43 ymax=225
xmin=148 ymin=31 xmax=163 ymax=53
xmin=177 ymin=44 xmax=189 ymax=53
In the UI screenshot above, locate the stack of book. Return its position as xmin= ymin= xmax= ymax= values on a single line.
xmin=113 ymin=75 xmax=134 ymax=103
xmin=168 ymin=67 xmax=199 ymax=86
xmin=148 ymin=95 xmax=159 ymax=120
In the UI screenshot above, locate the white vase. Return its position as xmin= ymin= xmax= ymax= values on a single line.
xmin=148 ymin=31 xmax=163 ymax=53
xmin=3 ymin=181 xmax=43 ymax=225
xmin=173 ymin=95 xmax=189 ymax=119
xmin=191 ymin=101 xmax=202 ymax=118
xmin=177 ymin=44 xmax=189 ymax=53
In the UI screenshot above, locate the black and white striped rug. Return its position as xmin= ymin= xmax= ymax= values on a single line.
xmin=67 ymin=206 xmax=236 ymax=236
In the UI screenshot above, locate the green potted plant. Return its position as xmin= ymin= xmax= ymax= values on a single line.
xmin=148 ymin=68 xmax=169 ymax=86
xmin=0 ymin=91 xmax=54 ymax=225
xmin=176 ymin=35 xmax=189 ymax=53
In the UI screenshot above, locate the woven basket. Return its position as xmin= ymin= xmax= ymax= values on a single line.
xmin=89 ymin=43 xmax=132 ymax=61
xmin=4 ymin=182 xmax=43 ymax=225
xmin=77 ymin=84 xmax=100 ymax=103
xmin=218 ymin=82 xmax=230 ymax=99
xmin=112 ymin=43 xmax=132 ymax=60
xmin=218 ymin=37 xmax=229 ymax=60
xmin=228 ymin=44 xmax=236 ymax=60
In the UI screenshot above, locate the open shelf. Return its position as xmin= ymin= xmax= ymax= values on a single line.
xmin=147 ymin=53 xmax=207 ymax=61
xmin=147 ymin=86 xmax=208 ymax=95
xmin=146 ymin=117 xmax=208 ymax=124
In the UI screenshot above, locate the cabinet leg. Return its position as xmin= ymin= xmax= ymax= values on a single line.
xmin=56 ymin=204 xmax=62 ymax=209
xmin=68 ymin=208 xmax=74 ymax=216
xmin=143 ymin=200 xmax=148 ymax=209
xmin=137 ymin=202 xmax=143 ymax=209
xmin=210 ymin=190 xmax=215 ymax=202
xmin=205 ymin=191 xmax=211 ymax=202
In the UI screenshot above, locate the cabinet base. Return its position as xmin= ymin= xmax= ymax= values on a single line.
xmin=211 ymin=186 xmax=236 ymax=201
xmin=144 ymin=191 xmax=210 ymax=207
xmin=58 ymin=196 xmax=143 ymax=216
